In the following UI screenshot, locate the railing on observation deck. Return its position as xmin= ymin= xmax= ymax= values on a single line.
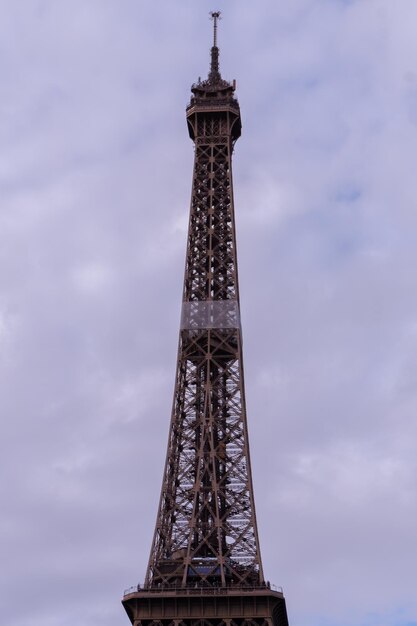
xmin=123 ymin=582 xmax=283 ymax=598
xmin=186 ymin=97 xmax=240 ymax=112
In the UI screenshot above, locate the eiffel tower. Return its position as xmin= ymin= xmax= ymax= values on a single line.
xmin=123 ymin=13 xmax=290 ymax=626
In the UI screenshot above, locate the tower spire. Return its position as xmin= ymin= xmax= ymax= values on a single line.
xmin=211 ymin=10 xmax=220 ymax=47
xmin=209 ymin=10 xmax=221 ymax=83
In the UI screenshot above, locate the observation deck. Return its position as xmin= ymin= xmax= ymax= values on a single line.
xmin=122 ymin=583 xmax=289 ymax=626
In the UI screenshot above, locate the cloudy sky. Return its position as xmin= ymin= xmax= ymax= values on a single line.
xmin=1 ymin=1 xmax=416 ymax=625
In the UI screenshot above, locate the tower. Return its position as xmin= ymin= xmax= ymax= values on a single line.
xmin=123 ymin=13 xmax=290 ymax=626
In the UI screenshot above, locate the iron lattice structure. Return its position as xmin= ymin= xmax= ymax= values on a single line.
xmin=123 ymin=13 xmax=290 ymax=626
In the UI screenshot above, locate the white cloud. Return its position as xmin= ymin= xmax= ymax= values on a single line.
xmin=71 ymin=261 xmax=115 ymax=294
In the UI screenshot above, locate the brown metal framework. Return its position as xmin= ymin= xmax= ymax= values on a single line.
xmin=123 ymin=13 xmax=290 ymax=626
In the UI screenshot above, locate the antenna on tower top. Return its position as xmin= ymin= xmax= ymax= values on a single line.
xmin=208 ymin=11 xmax=222 ymax=82
xmin=210 ymin=11 xmax=221 ymax=48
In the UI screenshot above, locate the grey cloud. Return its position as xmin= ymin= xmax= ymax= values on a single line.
xmin=1 ymin=1 xmax=417 ymax=626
